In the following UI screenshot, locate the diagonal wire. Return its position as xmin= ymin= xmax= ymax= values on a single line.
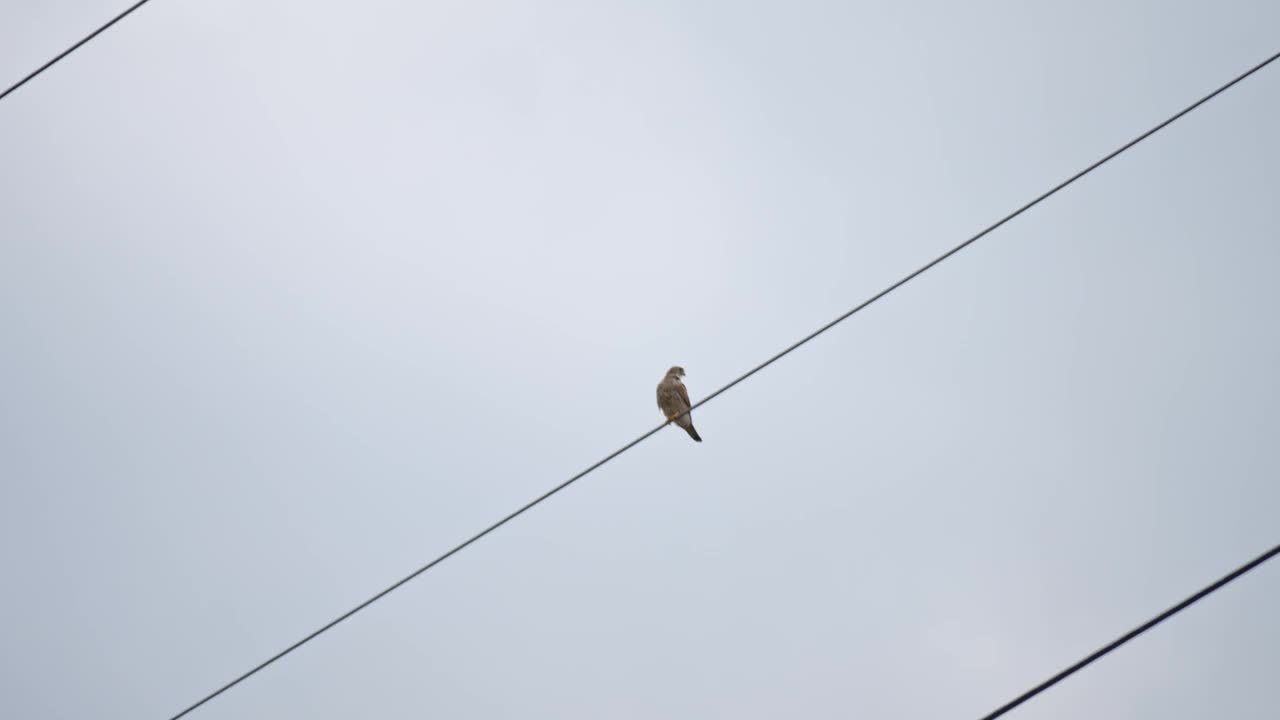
xmin=978 ymin=542 xmax=1280 ymax=720
xmin=168 ymin=48 xmax=1280 ymax=720
xmin=1 ymin=0 xmax=156 ymax=103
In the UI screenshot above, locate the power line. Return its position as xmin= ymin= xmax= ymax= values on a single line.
xmin=0 ymin=0 xmax=156 ymax=103
xmin=979 ymin=542 xmax=1280 ymax=720
xmin=168 ymin=47 xmax=1280 ymax=720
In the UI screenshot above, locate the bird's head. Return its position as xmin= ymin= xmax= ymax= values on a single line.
xmin=666 ymin=366 xmax=686 ymax=379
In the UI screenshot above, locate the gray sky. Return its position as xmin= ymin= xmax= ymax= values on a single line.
xmin=3 ymin=1 xmax=1279 ymax=718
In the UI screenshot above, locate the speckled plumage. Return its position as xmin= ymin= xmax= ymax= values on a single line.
xmin=656 ymin=366 xmax=702 ymax=442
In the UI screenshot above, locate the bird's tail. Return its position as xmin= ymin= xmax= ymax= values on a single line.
xmin=685 ymin=424 xmax=703 ymax=443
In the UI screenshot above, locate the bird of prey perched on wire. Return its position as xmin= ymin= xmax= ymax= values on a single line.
xmin=657 ymin=366 xmax=702 ymax=442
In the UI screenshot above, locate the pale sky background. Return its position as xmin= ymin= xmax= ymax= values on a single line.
xmin=2 ymin=2 xmax=1279 ymax=718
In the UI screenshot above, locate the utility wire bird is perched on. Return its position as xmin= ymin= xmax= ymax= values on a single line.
xmin=657 ymin=366 xmax=702 ymax=442
xmin=161 ymin=49 xmax=1280 ymax=720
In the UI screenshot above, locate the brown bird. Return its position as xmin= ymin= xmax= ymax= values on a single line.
xmin=656 ymin=366 xmax=702 ymax=442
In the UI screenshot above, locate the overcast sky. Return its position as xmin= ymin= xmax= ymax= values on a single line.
xmin=2 ymin=2 xmax=1279 ymax=718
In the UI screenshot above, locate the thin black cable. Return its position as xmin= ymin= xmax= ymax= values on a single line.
xmin=0 ymin=0 xmax=155 ymax=103
xmin=168 ymin=48 xmax=1280 ymax=720
xmin=978 ymin=542 xmax=1280 ymax=720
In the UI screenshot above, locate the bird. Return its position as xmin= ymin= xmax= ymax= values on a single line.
xmin=656 ymin=366 xmax=702 ymax=442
